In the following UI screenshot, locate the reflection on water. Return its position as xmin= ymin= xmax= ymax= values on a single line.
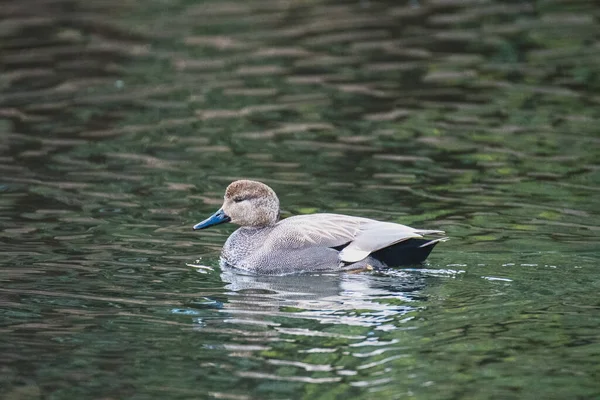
xmin=1 ymin=0 xmax=600 ymax=398
xmin=184 ymin=268 xmax=445 ymax=394
xmin=219 ymin=267 xmax=425 ymax=326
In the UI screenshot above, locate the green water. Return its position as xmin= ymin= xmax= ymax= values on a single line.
xmin=1 ymin=0 xmax=599 ymax=399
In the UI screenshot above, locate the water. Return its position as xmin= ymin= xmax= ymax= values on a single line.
xmin=1 ymin=0 xmax=599 ymax=398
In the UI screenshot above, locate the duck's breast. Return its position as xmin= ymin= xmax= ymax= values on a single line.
xmin=221 ymin=226 xmax=274 ymax=266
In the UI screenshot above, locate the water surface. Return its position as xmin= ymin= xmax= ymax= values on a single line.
xmin=1 ymin=0 xmax=599 ymax=399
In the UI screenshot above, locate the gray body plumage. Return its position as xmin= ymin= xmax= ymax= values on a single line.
xmin=220 ymin=213 xmax=446 ymax=275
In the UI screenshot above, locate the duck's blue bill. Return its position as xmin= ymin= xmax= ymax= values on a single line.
xmin=193 ymin=208 xmax=231 ymax=230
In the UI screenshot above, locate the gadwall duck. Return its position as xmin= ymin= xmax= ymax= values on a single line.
xmin=193 ymin=180 xmax=447 ymax=275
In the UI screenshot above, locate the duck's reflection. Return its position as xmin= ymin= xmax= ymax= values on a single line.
xmin=218 ymin=266 xmax=426 ymax=327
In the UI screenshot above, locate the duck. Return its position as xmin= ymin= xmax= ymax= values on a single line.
xmin=193 ymin=180 xmax=447 ymax=275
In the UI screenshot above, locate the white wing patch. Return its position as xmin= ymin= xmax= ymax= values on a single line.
xmin=338 ymin=247 xmax=371 ymax=263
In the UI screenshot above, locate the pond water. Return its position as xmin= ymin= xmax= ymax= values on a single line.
xmin=1 ymin=0 xmax=599 ymax=399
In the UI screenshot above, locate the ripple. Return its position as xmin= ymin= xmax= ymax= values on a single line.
xmin=236 ymin=371 xmax=341 ymax=384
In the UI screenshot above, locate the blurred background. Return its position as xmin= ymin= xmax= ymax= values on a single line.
xmin=1 ymin=0 xmax=599 ymax=399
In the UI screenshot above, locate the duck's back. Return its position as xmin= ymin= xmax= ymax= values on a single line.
xmin=270 ymin=213 xmax=365 ymax=248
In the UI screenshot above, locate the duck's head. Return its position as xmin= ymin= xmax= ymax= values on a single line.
xmin=193 ymin=180 xmax=280 ymax=230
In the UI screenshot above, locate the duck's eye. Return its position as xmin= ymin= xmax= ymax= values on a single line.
xmin=232 ymin=196 xmax=245 ymax=203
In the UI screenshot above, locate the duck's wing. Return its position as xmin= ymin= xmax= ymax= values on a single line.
xmin=338 ymin=221 xmax=445 ymax=264
xmin=273 ymin=213 xmax=362 ymax=248
xmin=274 ymin=214 xmax=445 ymax=264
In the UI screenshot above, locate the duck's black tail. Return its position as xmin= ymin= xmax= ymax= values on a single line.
xmin=371 ymin=238 xmax=447 ymax=267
